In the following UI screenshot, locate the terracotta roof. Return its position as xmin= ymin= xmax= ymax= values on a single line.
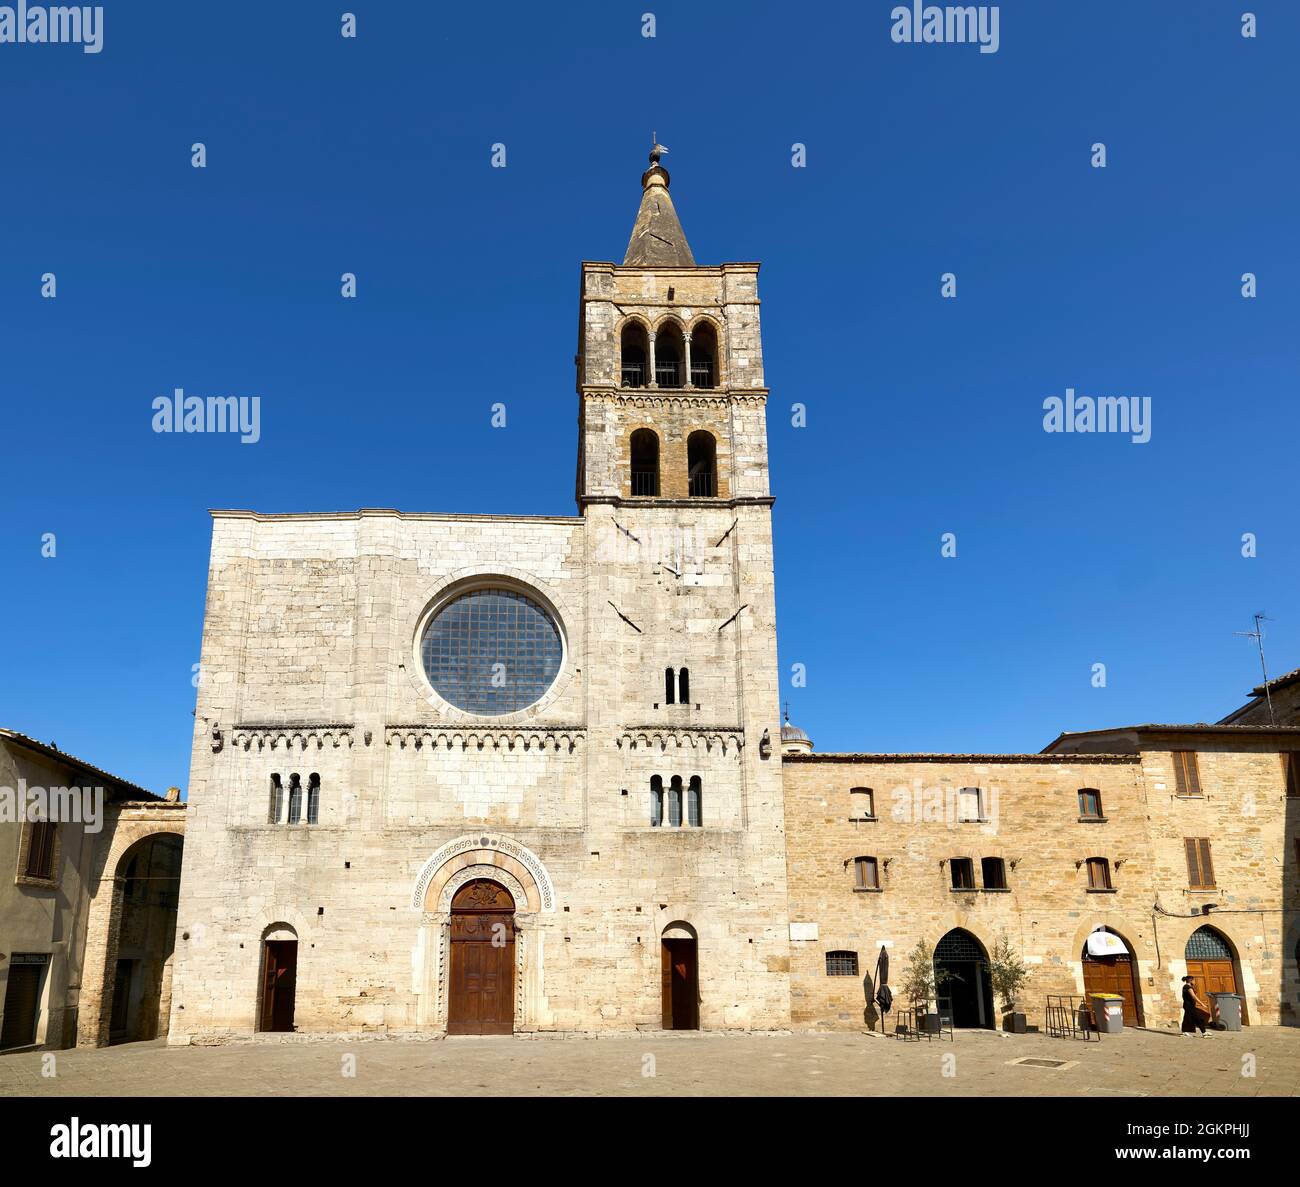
xmin=1043 ymin=722 xmax=1300 ymax=753
xmin=783 ymin=752 xmax=1137 ymax=764
xmin=1250 ymin=666 xmax=1300 ymax=696
xmin=0 ymin=729 xmax=160 ymax=800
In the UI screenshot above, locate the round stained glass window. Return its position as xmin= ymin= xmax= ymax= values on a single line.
xmin=419 ymin=587 xmax=563 ymax=715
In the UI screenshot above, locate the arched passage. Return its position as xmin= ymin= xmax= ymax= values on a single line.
xmin=934 ymin=928 xmax=994 ymax=1028
xmin=661 ymin=921 xmax=699 ymax=1030
xmin=1081 ymin=926 xmax=1144 ymax=1026
xmin=448 ymin=880 xmax=515 ymax=1035
xmin=102 ymin=833 xmax=183 ymax=1045
xmin=1185 ymin=925 xmax=1246 ymax=1024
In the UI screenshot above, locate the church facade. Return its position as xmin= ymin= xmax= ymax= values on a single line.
xmin=169 ymin=150 xmax=791 ymax=1039
xmin=168 ymin=152 xmax=1298 ymax=1043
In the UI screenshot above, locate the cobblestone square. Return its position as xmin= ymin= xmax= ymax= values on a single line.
xmin=1 ymin=1028 xmax=1297 ymax=1098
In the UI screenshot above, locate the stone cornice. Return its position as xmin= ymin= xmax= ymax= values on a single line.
xmin=231 ymin=724 xmax=358 ymax=751
xmin=617 ymin=728 xmax=745 ymax=756
xmin=580 ymin=495 xmax=775 ymax=510
xmin=580 ymin=388 xmax=767 ymax=408
xmin=385 ymin=726 xmax=585 ymax=754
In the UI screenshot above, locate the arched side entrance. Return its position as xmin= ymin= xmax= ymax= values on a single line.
xmin=661 ymin=922 xmax=699 ymax=1030
xmin=448 ymin=880 xmax=516 ymax=1035
xmin=258 ymin=923 xmax=298 ymax=1033
xmin=1185 ymin=926 xmax=1246 ymax=1024
xmin=1082 ymin=927 xmax=1145 ymax=1027
xmin=934 ymin=929 xmax=994 ymax=1029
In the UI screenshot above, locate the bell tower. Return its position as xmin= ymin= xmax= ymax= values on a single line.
xmin=575 ymin=145 xmax=771 ymax=506
xmin=574 ymin=144 xmax=790 ymax=1029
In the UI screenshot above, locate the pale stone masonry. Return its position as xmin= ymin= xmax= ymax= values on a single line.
xmin=165 ymin=149 xmax=1297 ymax=1042
xmin=169 ymin=151 xmax=790 ymax=1040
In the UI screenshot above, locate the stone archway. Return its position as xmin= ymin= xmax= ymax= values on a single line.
xmin=79 ymin=821 xmax=184 ymax=1048
xmin=411 ymin=834 xmax=556 ymax=1033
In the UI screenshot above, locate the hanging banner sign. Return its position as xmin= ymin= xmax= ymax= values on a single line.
xmin=1085 ymin=930 xmax=1128 ymax=957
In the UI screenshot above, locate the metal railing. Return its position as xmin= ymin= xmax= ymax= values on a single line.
xmin=690 ymin=361 xmax=715 ymax=387
xmin=655 ymin=361 xmax=682 ymax=388
xmin=688 ymin=471 xmax=716 ymax=498
xmin=621 ymin=364 xmax=645 ymax=388
xmin=630 ymin=470 xmax=658 ymax=497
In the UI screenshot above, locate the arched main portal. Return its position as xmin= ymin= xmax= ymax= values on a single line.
xmin=934 ymin=929 xmax=994 ymax=1029
xmin=447 ymin=880 xmax=516 ymax=1035
xmin=1185 ymin=925 xmax=1245 ymax=1024
xmin=1081 ymin=926 xmax=1144 ymax=1026
xmin=104 ymin=834 xmax=183 ymax=1045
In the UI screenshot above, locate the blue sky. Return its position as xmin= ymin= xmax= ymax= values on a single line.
xmin=1 ymin=1 xmax=1296 ymax=792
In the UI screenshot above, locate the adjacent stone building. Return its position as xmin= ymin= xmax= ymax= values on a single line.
xmin=165 ymin=149 xmax=1297 ymax=1041
xmin=0 ymin=730 xmax=185 ymax=1053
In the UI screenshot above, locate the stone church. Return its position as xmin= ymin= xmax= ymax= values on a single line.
xmin=163 ymin=149 xmax=1299 ymax=1043
xmin=169 ymin=146 xmax=791 ymax=1039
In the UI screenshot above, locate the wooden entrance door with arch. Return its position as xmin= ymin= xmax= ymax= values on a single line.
xmin=660 ymin=922 xmax=699 ymax=1030
xmin=1081 ymin=927 xmax=1144 ymax=1026
xmin=447 ymin=879 xmax=516 ymax=1035
xmin=1185 ymin=925 xmax=1245 ymax=1023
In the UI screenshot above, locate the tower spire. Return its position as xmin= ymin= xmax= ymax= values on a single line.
xmin=623 ymin=137 xmax=695 ymax=267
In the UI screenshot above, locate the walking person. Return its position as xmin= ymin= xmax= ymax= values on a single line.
xmin=1181 ymin=974 xmax=1212 ymax=1036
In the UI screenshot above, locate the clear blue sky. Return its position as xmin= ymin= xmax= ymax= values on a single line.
xmin=1 ymin=1 xmax=1296 ymax=792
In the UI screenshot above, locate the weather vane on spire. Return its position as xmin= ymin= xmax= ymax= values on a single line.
xmin=650 ymin=131 xmax=669 ymax=165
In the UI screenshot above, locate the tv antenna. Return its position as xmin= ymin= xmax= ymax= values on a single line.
xmin=1235 ymin=612 xmax=1276 ymax=726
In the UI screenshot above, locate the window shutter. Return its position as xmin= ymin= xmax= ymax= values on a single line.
xmin=1184 ymin=838 xmax=1201 ymax=886
xmin=1198 ymin=839 xmax=1214 ymax=887
xmin=1286 ymin=753 xmax=1300 ymax=799
xmin=1173 ymin=751 xmax=1201 ymax=794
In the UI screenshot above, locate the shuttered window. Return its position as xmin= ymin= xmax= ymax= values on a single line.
xmin=853 ymin=856 xmax=879 ymax=890
xmin=1285 ymin=753 xmax=1300 ymax=799
xmin=1172 ymin=750 xmax=1201 ymax=795
xmin=23 ymin=822 xmax=57 ymax=880
xmin=1087 ymin=857 xmax=1112 ymax=890
xmin=1185 ymin=838 xmax=1215 ymax=889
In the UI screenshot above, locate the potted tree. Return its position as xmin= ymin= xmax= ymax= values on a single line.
xmin=990 ymin=934 xmax=1031 ymax=1034
xmin=902 ymin=939 xmax=953 ymax=1034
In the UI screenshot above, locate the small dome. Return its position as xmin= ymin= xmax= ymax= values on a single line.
xmin=780 ymin=707 xmax=813 ymax=754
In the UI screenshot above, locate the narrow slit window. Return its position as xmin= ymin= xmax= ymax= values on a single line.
xmin=288 ymin=774 xmax=302 ymax=825
xmin=687 ymin=776 xmax=702 ymax=827
xmin=307 ymin=774 xmax=320 ymax=825
xmin=650 ymin=775 xmax=663 ymax=827
xmin=678 ymin=668 xmax=690 ymax=704
xmin=269 ymin=774 xmax=284 ymax=824
xmin=668 ymin=776 xmax=683 ymax=827
xmin=664 ymin=667 xmax=675 ymax=705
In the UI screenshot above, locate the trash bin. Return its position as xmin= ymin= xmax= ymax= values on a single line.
xmin=1090 ymin=993 xmax=1125 ymax=1034
xmin=1211 ymin=992 xmax=1243 ymax=1032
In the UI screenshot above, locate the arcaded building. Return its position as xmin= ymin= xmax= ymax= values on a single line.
xmin=0 ymin=730 xmax=185 ymax=1053
xmin=169 ymin=148 xmax=791 ymax=1040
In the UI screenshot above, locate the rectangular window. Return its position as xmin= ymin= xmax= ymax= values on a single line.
xmin=23 ymin=822 xmax=57 ymax=880
xmin=1087 ymin=857 xmax=1112 ymax=890
xmin=1078 ymin=789 xmax=1102 ymax=819
xmin=850 ymin=788 xmax=875 ymax=820
xmin=1185 ymin=838 xmax=1215 ymax=889
xmin=949 ymin=858 xmax=975 ymax=890
xmin=825 ymin=951 xmax=859 ymax=977
xmin=981 ymin=856 xmax=1007 ymax=890
xmin=854 ymin=856 xmax=879 ymax=890
xmin=1172 ymin=750 xmax=1202 ymax=796
xmin=1286 ymin=753 xmax=1300 ymax=799
xmin=957 ymin=787 xmax=982 ymax=822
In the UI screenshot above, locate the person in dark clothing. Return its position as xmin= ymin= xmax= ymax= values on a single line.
xmin=1181 ymin=974 xmax=1211 ymax=1035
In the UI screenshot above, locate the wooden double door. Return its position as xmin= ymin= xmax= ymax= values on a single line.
xmin=1082 ymin=950 xmax=1143 ymax=1026
xmin=448 ymin=880 xmax=515 ymax=1035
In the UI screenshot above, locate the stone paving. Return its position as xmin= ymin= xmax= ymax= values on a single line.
xmin=1 ymin=1028 xmax=1297 ymax=1097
